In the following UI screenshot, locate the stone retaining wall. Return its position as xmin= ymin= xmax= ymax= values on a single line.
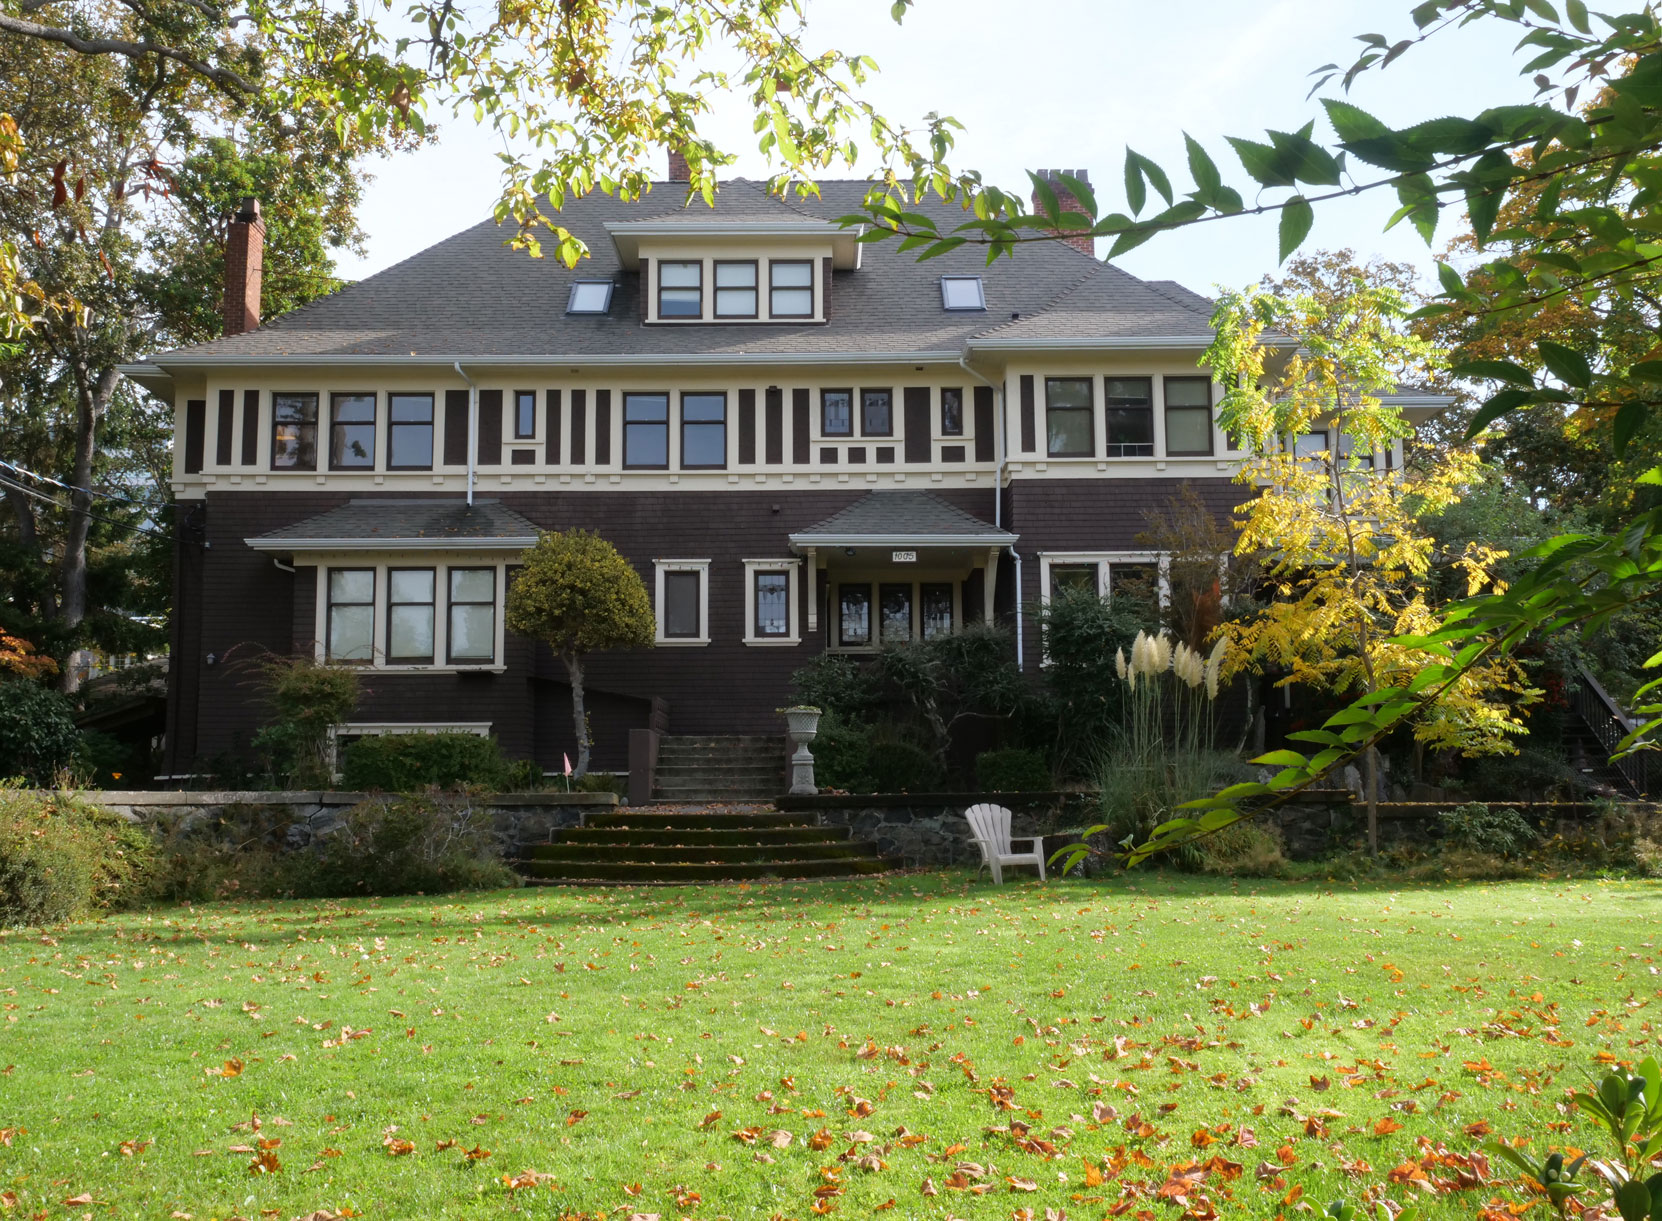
xmin=776 ymin=793 xmax=1097 ymax=867
xmin=86 ymin=790 xmax=617 ymax=855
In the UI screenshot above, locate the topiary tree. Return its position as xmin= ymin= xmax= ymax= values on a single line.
xmin=505 ymin=529 xmax=655 ymax=778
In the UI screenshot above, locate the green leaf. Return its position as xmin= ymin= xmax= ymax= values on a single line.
xmin=1539 ymin=339 xmax=1593 ymax=388
xmin=1252 ymin=749 xmax=1310 ymax=768
xmin=1615 ymin=402 xmax=1648 ymax=456
xmin=1566 ymin=0 xmax=1590 ymax=31
xmin=1185 ymin=133 xmax=1221 ymax=198
xmin=1629 ymin=362 xmax=1662 ymax=385
xmin=1279 ymin=196 xmax=1314 ymax=262
xmin=1055 ymin=172 xmax=1097 ymax=219
xmin=1322 ymin=98 xmax=1390 ymax=143
xmin=1614 ymin=1179 xmax=1650 ymax=1221
xmin=1452 ymin=359 xmax=1535 ymax=386
xmin=1028 ymin=171 xmax=1061 ymax=222
xmin=1435 ymin=261 xmax=1464 ymax=296
xmin=1127 ymin=148 xmax=1173 ymax=207
xmin=1123 ymin=151 xmax=1146 ymax=216
xmin=1227 ymin=137 xmax=1296 ymax=188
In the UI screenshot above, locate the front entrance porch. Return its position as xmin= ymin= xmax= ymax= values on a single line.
xmin=787 ymin=490 xmax=1016 ymax=651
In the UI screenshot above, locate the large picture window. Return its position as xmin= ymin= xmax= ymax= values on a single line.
xmin=1045 ymin=377 xmax=1094 ymax=457
xmin=447 ymin=568 xmax=496 ymax=663
xmin=1105 ymin=377 xmax=1155 ymax=457
xmin=272 ymin=392 xmax=319 ymax=470
xmin=769 ymin=260 xmax=813 ymax=317
xmin=624 ymin=393 xmax=670 ymax=469
xmin=386 ymin=568 xmax=436 ymax=664
xmin=658 ymin=261 xmax=702 ymax=318
xmin=680 ymin=393 xmax=727 ymax=469
xmin=861 ymin=388 xmax=893 ymax=436
xmin=833 ymin=580 xmax=955 ymax=650
xmin=822 ymin=389 xmax=853 ymax=437
xmin=1163 ymin=376 xmax=1213 ymax=456
xmin=714 ymin=261 xmax=758 ymax=318
xmin=329 ymin=393 xmax=376 ymax=470
xmin=387 ymin=393 xmax=434 ymax=469
xmin=326 ymin=568 xmax=374 ymax=661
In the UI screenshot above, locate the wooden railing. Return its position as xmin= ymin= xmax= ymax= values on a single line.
xmin=1571 ymin=664 xmax=1652 ymax=798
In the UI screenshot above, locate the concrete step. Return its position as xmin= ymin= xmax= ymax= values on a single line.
xmin=587 ymin=809 xmax=812 ymax=830
xmin=549 ymin=826 xmax=841 ymax=846
xmin=519 ymin=856 xmax=900 ymax=883
xmin=522 ymin=840 xmax=880 ymax=865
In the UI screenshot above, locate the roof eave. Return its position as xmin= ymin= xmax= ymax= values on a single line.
xmin=132 ymin=348 xmax=966 ymax=370
xmin=245 ymin=536 xmax=538 ymax=552
xmin=604 ymin=220 xmax=864 ymax=270
xmin=788 ymin=531 xmax=1017 ymax=548
xmin=117 ymin=362 xmax=176 ymax=399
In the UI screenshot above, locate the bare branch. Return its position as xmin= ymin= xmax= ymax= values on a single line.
xmin=0 ymin=11 xmax=255 ymax=96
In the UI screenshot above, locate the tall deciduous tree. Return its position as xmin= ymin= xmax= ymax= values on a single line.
xmin=0 ymin=29 xmax=382 ymax=683
xmin=504 ymin=530 xmax=655 ymax=778
xmin=1207 ymin=278 xmax=1535 ymax=852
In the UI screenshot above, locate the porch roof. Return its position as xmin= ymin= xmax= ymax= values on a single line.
xmin=245 ymin=498 xmax=541 ymax=552
xmin=788 ymin=491 xmax=1016 ymax=550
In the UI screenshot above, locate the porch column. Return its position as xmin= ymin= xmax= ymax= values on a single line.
xmin=804 ymin=547 xmax=818 ymax=632
xmin=983 ymin=546 xmax=1000 ymax=622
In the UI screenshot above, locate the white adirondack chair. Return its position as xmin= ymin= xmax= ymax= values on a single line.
xmin=964 ymin=803 xmax=1046 ymax=885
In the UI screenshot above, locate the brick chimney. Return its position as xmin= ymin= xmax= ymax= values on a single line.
xmin=223 ymin=196 xmax=264 ymax=336
xmin=1030 ymin=169 xmax=1096 ymax=258
xmin=667 ymin=148 xmax=690 ymax=181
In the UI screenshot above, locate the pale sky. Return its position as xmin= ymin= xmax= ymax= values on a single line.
xmin=336 ymin=0 xmax=1541 ymax=296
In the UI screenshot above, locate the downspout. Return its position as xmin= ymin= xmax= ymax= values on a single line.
xmin=958 ymin=354 xmax=1022 ymax=671
xmin=453 ymin=360 xmax=478 ymax=506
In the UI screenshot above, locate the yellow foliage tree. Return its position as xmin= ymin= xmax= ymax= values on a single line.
xmin=1205 ymin=278 xmax=1537 ymax=851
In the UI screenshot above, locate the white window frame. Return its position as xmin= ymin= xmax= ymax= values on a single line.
xmin=1036 ymin=551 xmax=1171 ymax=609
xmin=654 ymin=559 xmax=711 ymax=646
xmin=742 ymin=558 xmax=802 ymax=646
xmin=312 ymin=560 xmax=509 ymax=672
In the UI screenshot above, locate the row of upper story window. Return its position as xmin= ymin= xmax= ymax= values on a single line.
xmin=183 ymin=384 xmax=992 ymax=475
xmin=649 ymin=258 xmax=817 ymax=323
xmin=1028 ymin=374 xmax=1219 ymax=459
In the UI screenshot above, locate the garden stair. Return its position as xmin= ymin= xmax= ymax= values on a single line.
xmin=650 ymin=734 xmax=788 ymax=802
xmin=515 ymin=804 xmax=901 ymax=884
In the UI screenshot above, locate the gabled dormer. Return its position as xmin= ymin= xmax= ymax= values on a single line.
xmin=606 ymin=216 xmax=862 ymax=325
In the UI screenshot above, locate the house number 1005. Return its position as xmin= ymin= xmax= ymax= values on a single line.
xmin=891 ymin=550 xmax=917 ymax=563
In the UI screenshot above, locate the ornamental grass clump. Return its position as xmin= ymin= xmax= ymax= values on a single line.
xmin=1083 ymin=632 xmax=1244 ymax=871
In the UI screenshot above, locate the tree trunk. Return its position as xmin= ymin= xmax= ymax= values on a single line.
xmin=57 ymin=363 xmax=119 ymax=690
xmin=1 ymin=485 xmax=55 ymax=621
xmin=563 ymin=651 xmax=590 ymax=778
xmin=1365 ymin=745 xmax=1379 ymax=857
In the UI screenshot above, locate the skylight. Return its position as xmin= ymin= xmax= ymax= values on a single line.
xmin=940 ymin=275 xmax=985 ymax=311
xmin=567 ymin=280 xmax=614 ymax=314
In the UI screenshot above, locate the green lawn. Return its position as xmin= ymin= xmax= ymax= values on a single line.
xmin=1 ymin=871 xmax=1656 ymax=1220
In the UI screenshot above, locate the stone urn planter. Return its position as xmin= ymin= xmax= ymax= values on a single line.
xmin=780 ymin=705 xmax=822 ymax=795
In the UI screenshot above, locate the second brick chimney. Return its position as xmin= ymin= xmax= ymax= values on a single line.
xmin=1030 ymin=169 xmax=1096 ymax=258
xmin=223 ymin=197 xmax=264 ymax=337
xmin=667 ymin=148 xmax=691 ymax=181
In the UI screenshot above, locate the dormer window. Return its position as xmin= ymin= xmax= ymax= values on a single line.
xmin=567 ymin=280 xmax=614 ymax=314
xmin=714 ymin=261 xmax=758 ymax=318
xmin=659 ymin=262 xmax=703 ymax=318
xmin=941 ymin=276 xmax=985 ymax=310
xmin=770 ymin=261 xmax=814 ymax=317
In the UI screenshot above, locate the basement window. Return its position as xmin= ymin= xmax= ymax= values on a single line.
xmin=940 ymin=275 xmax=985 ymax=310
xmin=566 ymin=280 xmax=614 ymax=314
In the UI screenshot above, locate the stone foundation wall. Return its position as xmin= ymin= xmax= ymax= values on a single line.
xmin=776 ymin=793 xmax=1098 ymax=867
xmin=87 ymin=790 xmax=618 ymax=855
